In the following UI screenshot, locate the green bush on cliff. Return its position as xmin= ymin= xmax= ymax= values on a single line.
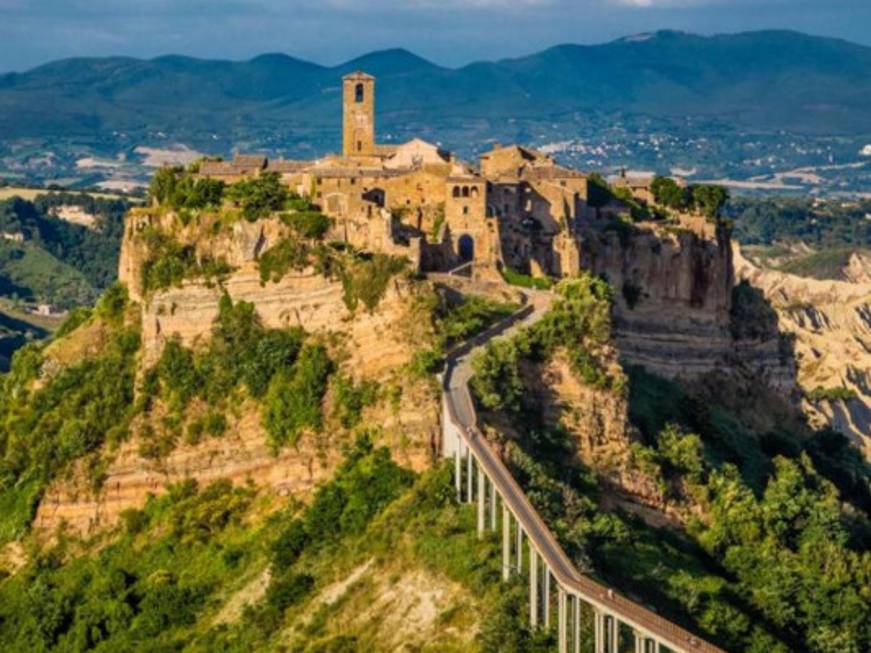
xmin=471 ymin=273 xmax=618 ymax=414
xmin=226 ymin=172 xmax=288 ymax=221
xmin=144 ymin=295 xmax=314 ymax=453
xmin=0 ymin=302 xmax=139 ymax=542
xmin=263 ymin=343 xmax=334 ymax=448
xmin=149 ymin=166 xmax=225 ymax=211
xmin=140 ymin=228 xmax=233 ymax=293
xmin=340 ymin=253 xmax=408 ymax=312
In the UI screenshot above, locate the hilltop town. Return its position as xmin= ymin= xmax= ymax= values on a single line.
xmin=193 ymin=72 xmax=714 ymax=282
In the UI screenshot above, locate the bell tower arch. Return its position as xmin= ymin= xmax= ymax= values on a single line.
xmin=343 ymin=72 xmax=375 ymax=158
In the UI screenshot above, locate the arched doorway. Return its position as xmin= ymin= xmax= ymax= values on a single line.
xmin=458 ymin=234 xmax=474 ymax=262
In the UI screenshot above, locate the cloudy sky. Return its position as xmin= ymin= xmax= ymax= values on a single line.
xmin=1 ymin=0 xmax=869 ymax=72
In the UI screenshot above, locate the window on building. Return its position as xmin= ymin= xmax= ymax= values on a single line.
xmin=463 ymin=206 xmax=469 ymax=215
xmin=452 ymin=186 xmax=461 ymax=198
xmin=355 ymin=83 xmax=364 ymax=103
xmin=462 ymin=186 xmax=470 ymax=198
xmin=357 ymin=141 xmax=362 ymax=152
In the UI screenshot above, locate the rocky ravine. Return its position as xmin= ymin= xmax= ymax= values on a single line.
xmin=734 ymin=245 xmax=871 ymax=457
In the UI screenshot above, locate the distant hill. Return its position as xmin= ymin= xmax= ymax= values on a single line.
xmin=0 ymin=194 xmax=128 ymax=308
xmin=1 ymin=30 xmax=870 ymax=149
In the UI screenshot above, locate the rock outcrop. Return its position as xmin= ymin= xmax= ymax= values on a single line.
xmin=35 ymin=210 xmax=442 ymax=535
xmin=577 ymin=220 xmax=795 ymax=394
xmin=735 ymin=246 xmax=871 ymax=457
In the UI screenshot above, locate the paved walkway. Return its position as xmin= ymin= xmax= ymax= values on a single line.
xmin=441 ymin=285 xmax=727 ymax=653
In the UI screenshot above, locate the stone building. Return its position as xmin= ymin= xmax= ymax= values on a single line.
xmin=200 ymin=71 xmax=603 ymax=278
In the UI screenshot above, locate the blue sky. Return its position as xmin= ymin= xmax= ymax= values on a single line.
xmin=1 ymin=0 xmax=869 ymax=72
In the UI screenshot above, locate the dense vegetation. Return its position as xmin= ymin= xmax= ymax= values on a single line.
xmin=468 ymin=274 xmax=870 ymax=653
xmin=626 ymin=369 xmax=871 ymax=653
xmin=141 ymin=294 xmax=334 ymax=454
xmin=0 ymin=285 xmax=136 ymax=543
xmin=0 ymin=433 xmax=551 ymax=653
xmin=0 ymin=194 xmax=128 ymax=307
xmin=728 ymin=197 xmax=871 ymax=249
xmin=650 ymin=176 xmax=730 ymax=219
xmin=472 ymin=274 xmax=619 ymax=414
xmin=139 ymin=226 xmax=234 ymax=293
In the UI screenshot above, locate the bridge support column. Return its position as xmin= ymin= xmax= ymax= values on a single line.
xmin=454 ymin=445 xmax=461 ymax=502
xmin=466 ymin=451 xmax=473 ymax=504
xmin=501 ymin=504 xmax=511 ymax=581
xmin=516 ymin=526 xmax=523 ymax=573
xmin=608 ymin=615 xmax=619 ymax=653
xmin=573 ymin=595 xmax=581 ymax=653
xmin=594 ymin=609 xmax=604 ymax=653
xmin=557 ymin=587 xmax=567 ymax=653
xmin=477 ymin=466 xmax=485 ymax=537
xmin=529 ymin=548 xmax=539 ymax=628
xmin=634 ymin=631 xmax=651 ymax=653
xmin=543 ymin=567 xmax=551 ymax=628
xmin=490 ymin=483 xmax=497 ymax=531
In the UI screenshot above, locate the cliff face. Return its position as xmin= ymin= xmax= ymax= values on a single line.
xmin=35 ymin=211 xmax=442 ymax=535
xmin=578 ymin=221 xmax=795 ymax=392
xmin=735 ymin=246 xmax=871 ymax=457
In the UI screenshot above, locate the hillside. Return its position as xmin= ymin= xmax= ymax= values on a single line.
xmin=0 ymin=171 xmax=868 ymax=652
xmin=3 ymin=31 xmax=869 ymax=139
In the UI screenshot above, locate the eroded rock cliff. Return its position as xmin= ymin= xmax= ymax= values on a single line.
xmin=735 ymin=246 xmax=871 ymax=456
xmin=35 ymin=210 xmax=442 ymax=535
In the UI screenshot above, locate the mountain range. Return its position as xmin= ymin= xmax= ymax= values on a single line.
xmin=1 ymin=29 xmax=870 ymax=148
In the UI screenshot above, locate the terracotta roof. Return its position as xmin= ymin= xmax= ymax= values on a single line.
xmin=312 ymin=167 xmax=409 ymax=179
xmin=199 ymin=161 xmax=242 ymax=176
xmin=266 ymin=159 xmax=310 ymax=173
xmin=231 ymin=154 xmax=268 ymax=170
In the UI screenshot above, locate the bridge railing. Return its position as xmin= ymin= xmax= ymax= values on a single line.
xmin=440 ymin=305 xmax=728 ymax=653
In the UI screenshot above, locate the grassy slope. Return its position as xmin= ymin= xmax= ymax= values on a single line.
xmin=0 ymin=239 xmax=96 ymax=307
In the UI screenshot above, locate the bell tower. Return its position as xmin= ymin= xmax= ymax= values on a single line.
xmin=343 ymin=72 xmax=376 ymax=158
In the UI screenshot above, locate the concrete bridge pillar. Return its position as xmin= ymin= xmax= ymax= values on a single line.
xmin=477 ymin=465 xmax=485 ymax=537
xmin=529 ymin=547 xmax=539 ymax=628
xmin=573 ymin=595 xmax=581 ymax=653
xmin=502 ymin=504 xmax=511 ymax=581
xmin=543 ymin=567 xmax=552 ymax=628
xmin=490 ymin=482 xmax=497 ymax=531
xmin=608 ymin=615 xmax=619 ymax=653
xmin=594 ymin=609 xmax=605 ymax=653
xmin=634 ymin=631 xmax=658 ymax=653
xmin=454 ymin=445 xmax=462 ymax=502
xmin=466 ymin=450 xmax=474 ymax=504
xmin=558 ymin=587 xmax=568 ymax=653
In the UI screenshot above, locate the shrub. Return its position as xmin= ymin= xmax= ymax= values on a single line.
xmin=621 ymin=280 xmax=642 ymax=309
xmin=140 ymin=229 xmax=232 ymax=293
xmin=332 ymin=375 xmax=379 ymax=429
xmin=270 ymin=519 xmax=309 ymax=570
xmin=226 ymin=173 xmax=288 ymax=221
xmin=257 ymin=236 xmax=311 ymax=283
xmin=264 ymin=572 xmax=314 ymax=613
xmin=341 ymin=254 xmax=408 ymax=312
xmin=263 ymin=344 xmax=334 ymax=447
xmin=651 ymin=176 xmax=690 ymax=211
xmin=806 ymin=386 xmax=857 ymax=403
xmin=282 ymin=211 xmax=331 ymax=240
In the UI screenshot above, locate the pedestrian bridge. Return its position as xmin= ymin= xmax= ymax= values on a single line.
xmin=439 ymin=291 xmax=728 ymax=653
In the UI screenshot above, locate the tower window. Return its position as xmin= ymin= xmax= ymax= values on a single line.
xmin=355 ymin=83 xmax=364 ymax=103
xmin=357 ymin=141 xmax=362 ymax=152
